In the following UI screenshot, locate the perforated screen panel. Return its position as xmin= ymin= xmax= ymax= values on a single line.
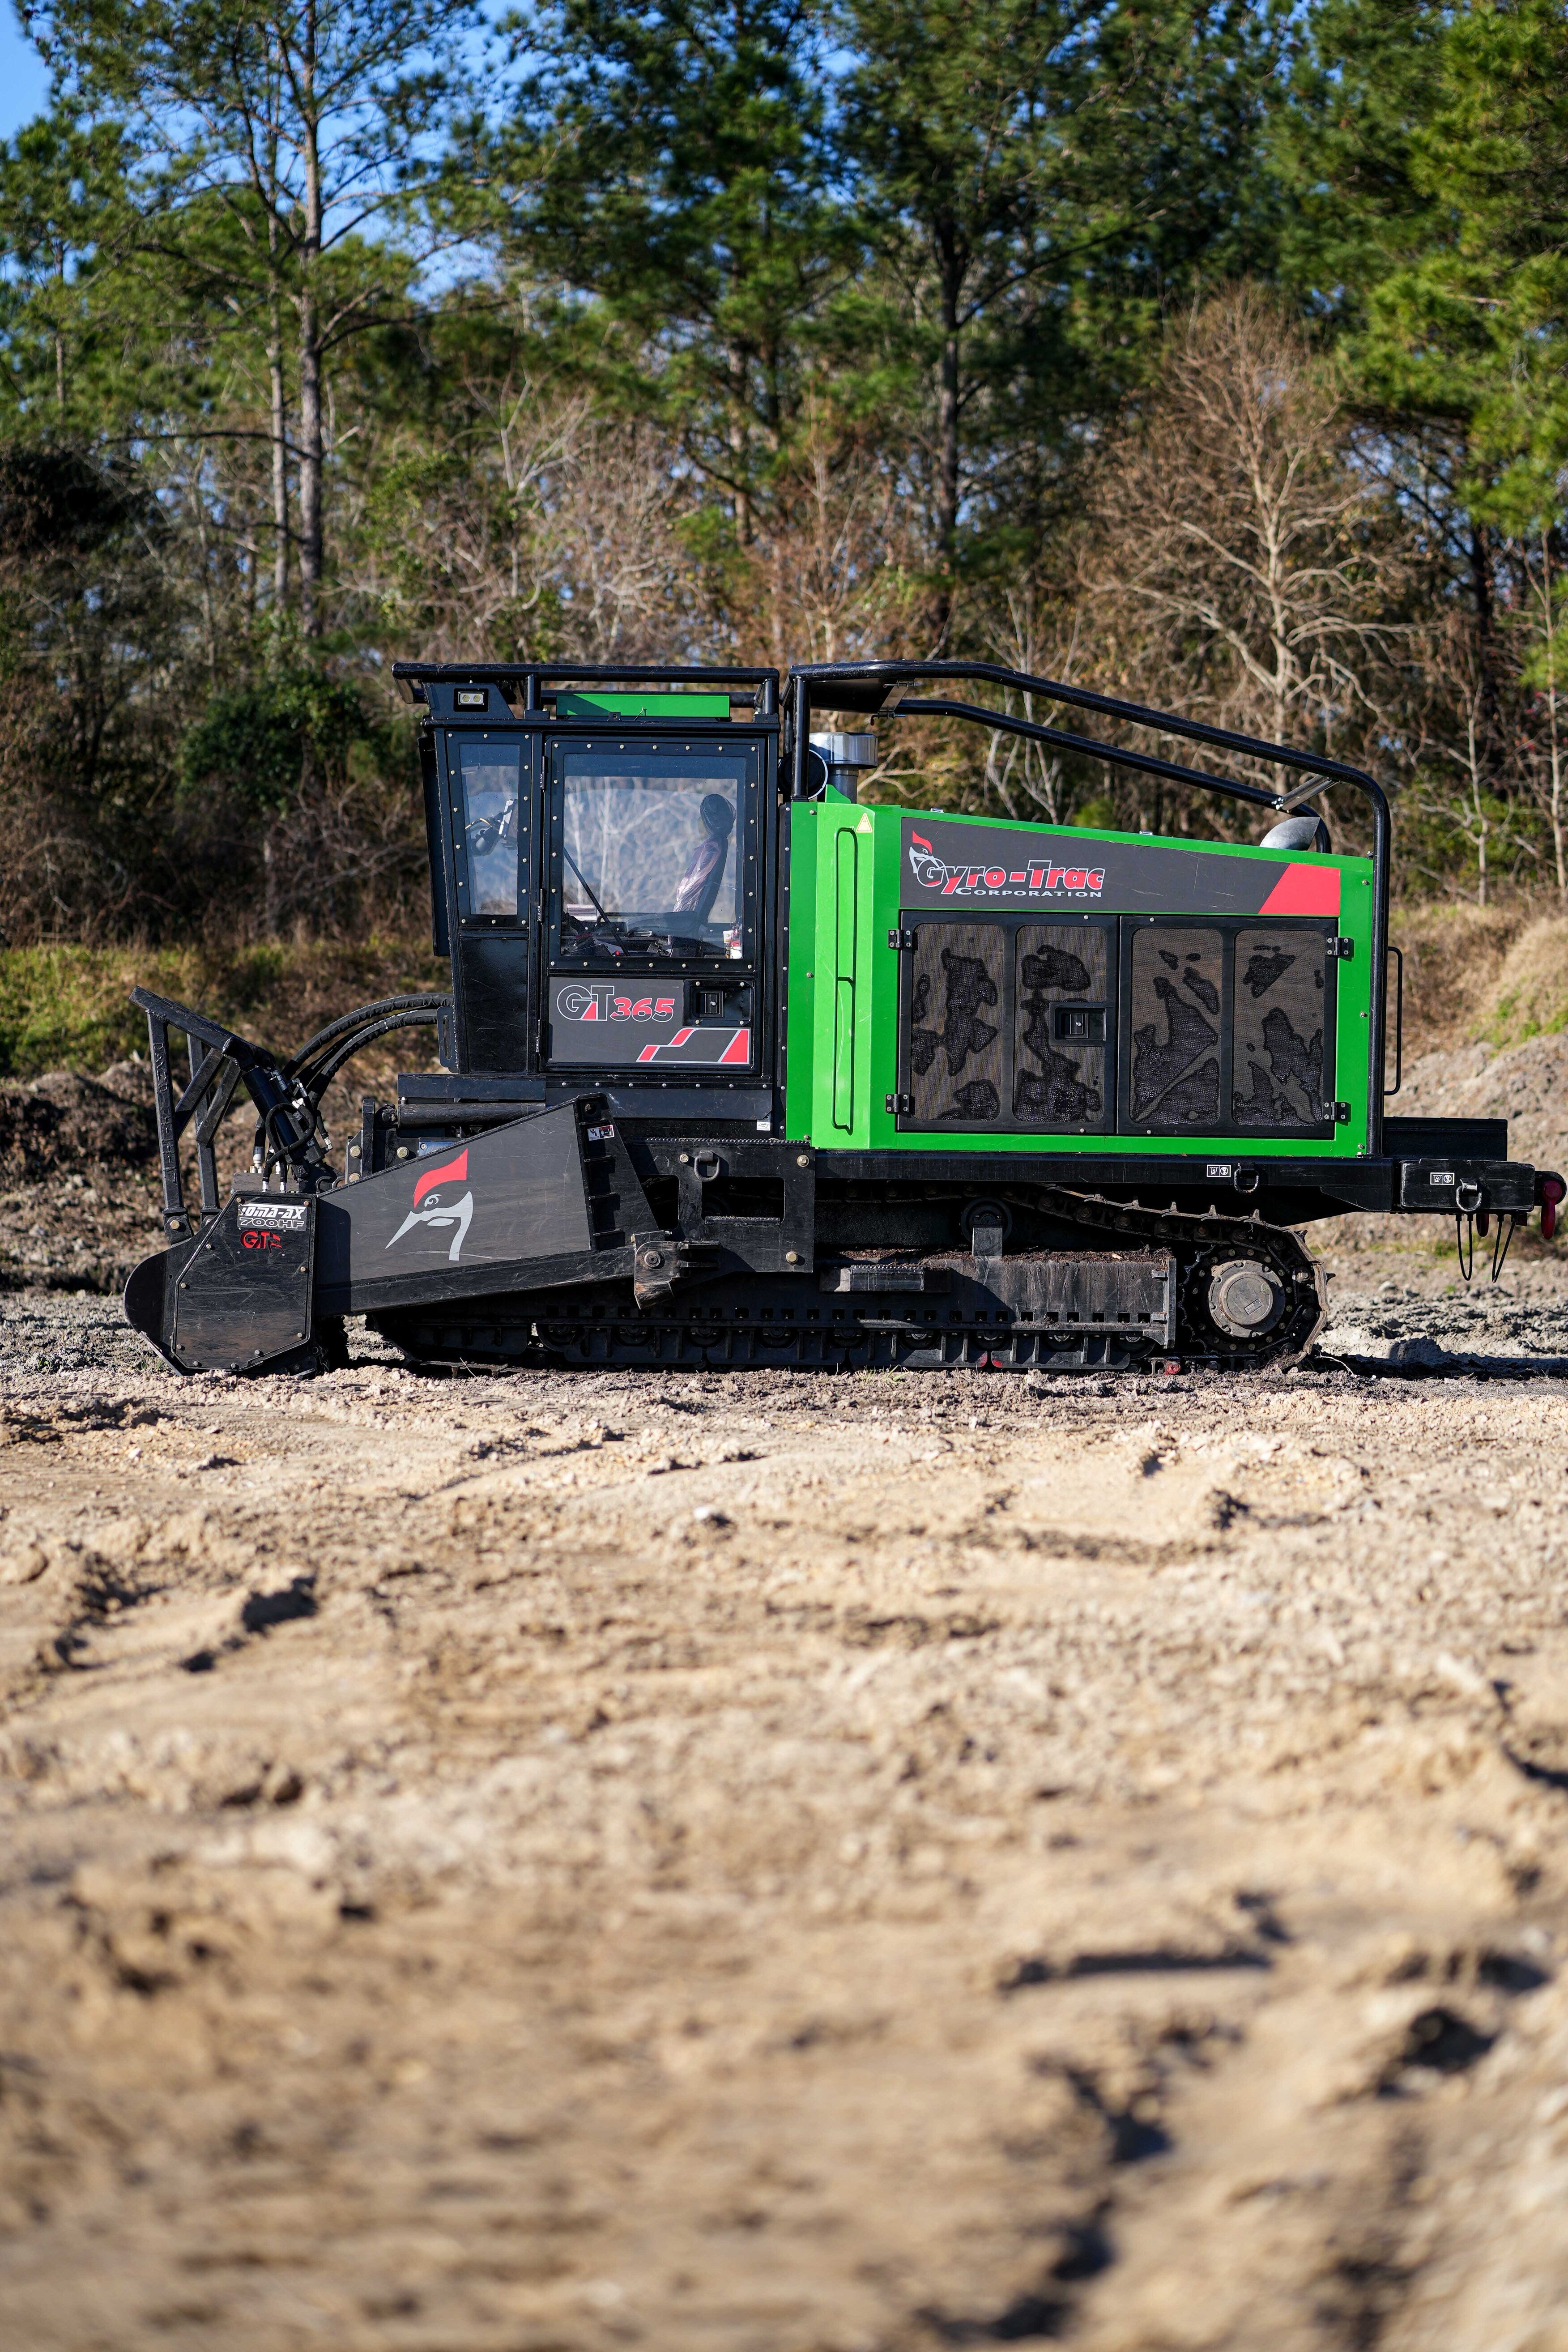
xmin=1011 ymin=924 xmax=1112 ymax=1130
xmin=1125 ymin=926 xmax=1223 ymax=1132
xmin=907 ymin=922 xmax=1007 ymax=1125
xmin=896 ymin=911 xmax=1335 ymax=1138
xmin=1232 ymin=928 xmax=1329 ymax=1128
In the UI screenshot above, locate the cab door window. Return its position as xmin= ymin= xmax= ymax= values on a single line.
xmin=555 ymin=750 xmax=750 ymax=963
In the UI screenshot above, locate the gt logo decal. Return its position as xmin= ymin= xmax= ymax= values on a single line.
xmin=636 ymin=1027 xmax=750 ymax=1064
xmin=556 ymin=984 xmax=677 ymax=1022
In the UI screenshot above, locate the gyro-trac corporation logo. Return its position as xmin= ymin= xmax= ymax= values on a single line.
xmin=908 ymin=831 xmax=1105 ymax=900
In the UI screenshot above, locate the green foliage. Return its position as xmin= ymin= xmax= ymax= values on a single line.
xmin=0 ymin=944 xmax=150 ymax=1073
xmin=1402 ymin=0 xmax=1568 ymax=520
xmin=0 ymin=436 xmax=146 ymax=554
xmin=502 ymin=0 xmax=857 ymax=514
xmin=839 ymin=0 xmax=1287 ymax=555
xmin=0 ymin=936 xmax=447 ymax=1076
xmin=179 ymin=666 xmax=369 ymax=817
xmin=0 ymin=109 xmax=139 ymax=426
xmin=0 ymin=0 xmax=1564 ymax=950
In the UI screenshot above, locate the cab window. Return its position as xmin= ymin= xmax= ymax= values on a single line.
xmin=457 ymin=739 xmax=522 ymax=918
xmin=556 ymin=750 xmax=748 ymax=963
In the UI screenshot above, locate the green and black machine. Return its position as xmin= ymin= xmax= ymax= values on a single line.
xmin=123 ymin=659 xmax=1564 ymax=1376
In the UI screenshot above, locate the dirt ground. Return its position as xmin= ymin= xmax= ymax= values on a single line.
xmin=6 ymin=1041 xmax=1568 ymax=2350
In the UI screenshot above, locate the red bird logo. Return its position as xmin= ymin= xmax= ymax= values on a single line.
xmin=387 ymin=1150 xmax=473 ymax=1263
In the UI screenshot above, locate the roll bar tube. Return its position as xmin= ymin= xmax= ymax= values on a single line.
xmin=785 ymin=658 xmax=1392 ymax=1151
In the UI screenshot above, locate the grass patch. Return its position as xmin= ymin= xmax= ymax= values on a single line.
xmin=1389 ymin=899 xmax=1568 ymax=1052
xmin=0 ymin=936 xmax=447 ymax=1080
xmin=1389 ymin=903 xmax=1525 ymax=1054
xmin=1476 ymin=918 xmax=1568 ymax=1047
xmin=13 ymin=899 xmax=1568 ymax=1084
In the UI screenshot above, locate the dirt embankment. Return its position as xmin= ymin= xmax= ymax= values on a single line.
xmin=0 ymin=1049 xmax=397 ymax=1298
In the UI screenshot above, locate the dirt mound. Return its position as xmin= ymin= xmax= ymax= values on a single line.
xmin=0 ymin=1067 xmax=163 ymax=1296
xmin=0 ymin=1067 xmax=157 ymax=1183
xmin=1389 ymin=902 xmax=1524 ymax=1052
xmin=1477 ymin=914 xmax=1568 ymax=1045
xmin=94 ymin=1056 xmax=154 ymax=1107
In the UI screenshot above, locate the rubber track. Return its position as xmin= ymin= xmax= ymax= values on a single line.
xmin=1031 ymin=1188 xmax=1326 ymax=1371
xmin=377 ymin=1189 xmax=1327 ymax=1376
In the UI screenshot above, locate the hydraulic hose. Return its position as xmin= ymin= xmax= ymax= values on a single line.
xmin=284 ymin=993 xmax=450 ymax=1081
xmin=250 ymin=997 xmax=452 ymax=1181
xmin=296 ymin=1006 xmax=447 ymax=1103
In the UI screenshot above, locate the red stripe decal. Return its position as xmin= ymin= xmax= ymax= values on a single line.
xmin=638 ymin=1027 xmax=697 ymax=1062
xmin=413 ymin=1148 xmax=467 ymax=1205
xmin=1258 ymin=862 xmax=1341 ymax=916
xmin=718 ymin=1027 xmax=751 ymax=1065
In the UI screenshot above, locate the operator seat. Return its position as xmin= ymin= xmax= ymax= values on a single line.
xmin=670 ymin=792 xmax=735 ymax=927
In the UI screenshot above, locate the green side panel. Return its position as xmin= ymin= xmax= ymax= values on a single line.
xmin=554 ymin=691 xmax=730 ymax=718
xmin=784 ymin=801 xmax=874 ymax=1144
xmin=785 ymin=800 xmax=1380 ymax=1159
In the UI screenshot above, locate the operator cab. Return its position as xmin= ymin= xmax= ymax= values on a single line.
xmin=403 ymin=667 xmax=778 ymax=1123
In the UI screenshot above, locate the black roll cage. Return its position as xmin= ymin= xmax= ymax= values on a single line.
xmin=785 ymin=658 xmax=1393 ymax=1153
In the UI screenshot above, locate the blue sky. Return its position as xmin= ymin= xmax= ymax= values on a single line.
xmin=0 ymin=7 xmax=50 ymax=140
xmin=0 ymin=4 xmax=530 ymax=146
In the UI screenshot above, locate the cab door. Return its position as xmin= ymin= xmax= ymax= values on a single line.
xmin=542 ymin=734 xmax=763 ymax=1082
xmin=437 ymin=721 xmax=539 ymax=1075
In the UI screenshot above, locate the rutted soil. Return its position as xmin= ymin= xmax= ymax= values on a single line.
xmin=4 ymin=1045 xmax=1568 ymax=2348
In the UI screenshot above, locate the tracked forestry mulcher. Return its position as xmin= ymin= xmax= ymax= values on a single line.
xmin=123 ymin=659 xmax=1564 ymax=1376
